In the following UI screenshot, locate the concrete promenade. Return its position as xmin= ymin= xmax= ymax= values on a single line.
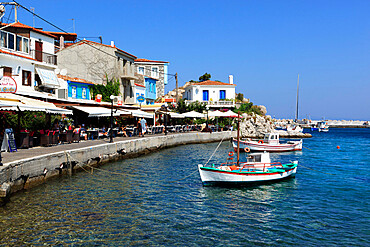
xmin=0 ymin=131 xmax=235 ymax=203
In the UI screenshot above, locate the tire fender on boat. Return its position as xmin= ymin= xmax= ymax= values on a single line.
xmin=244 ymin=147 xmax=250 ymax=152
xmin=228 ymin=151 xmax=234 ymax=157
xmin=258 ymin=140 xmax=264 ymax=144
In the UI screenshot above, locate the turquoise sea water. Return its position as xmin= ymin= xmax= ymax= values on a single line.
xmin=0 ymin=128 xmax=369 ymax=246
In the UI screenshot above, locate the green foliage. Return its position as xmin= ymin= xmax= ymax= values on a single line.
xmin=199 ymin=73 xmax=211 ymax=82
xmin=0 ymin=111 xmax=63 ymax=131
xmin=176 ymin=98 xmax=188 ymax=113
xmin=234 ymin=102 xmax=263 ymax=115
xmin=175 ymin=99 xmax=206 ymax=113
xmin=236 ymin=93 xmax=244 ymax=102
xmin=89 ymin=76 xmax=120 ymax=102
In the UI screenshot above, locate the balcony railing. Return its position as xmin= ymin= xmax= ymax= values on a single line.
xmin=185 ymin=100 xmax=235 ymax=107
xmin=30 ymin=50 xmax=57 ymax=65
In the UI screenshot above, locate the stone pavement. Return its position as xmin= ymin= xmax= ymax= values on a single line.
xmin=1 ymin=133 xmax=171 ymax=164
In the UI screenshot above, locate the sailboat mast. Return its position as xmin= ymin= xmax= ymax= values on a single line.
xmin=237 ymin=112 xmax=240 ymax=166
xmin=295 ymin=74 xmax=299 ymax=122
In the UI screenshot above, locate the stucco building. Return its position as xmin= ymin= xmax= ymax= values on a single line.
xmin=134 ymin=58 xmax=169 ymax=98
xmin=57 ymin=40 xmax=138 ymax=104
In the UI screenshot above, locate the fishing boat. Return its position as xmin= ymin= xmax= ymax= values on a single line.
xmin=318 ymin=121 xmax=329 ymax=132
xmin=198 ymin=114 xmax=298 ymax=186
xmin=232 ymin=133 xmax=302 ymax=152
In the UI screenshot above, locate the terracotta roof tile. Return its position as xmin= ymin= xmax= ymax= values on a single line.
xmin=71 ymin=40 xmax=137 ymax=59
xmin=57 ymin=74 xmax=95 ymax=85
xmin=135 ymin=83 xmax=146 ymax=88
xmin=191 ymin=80 xmax=235 ymax=86
xmin=0 ymin=22 xmax=57 ymax=38
xmin=135 ymin=58 xmax=169 ymax=63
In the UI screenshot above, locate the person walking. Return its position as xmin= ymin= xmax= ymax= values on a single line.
xmin=140 ymin=118 xmax=147 ymax=136
xmin=137 ymin=118 xmax=142 ymax=137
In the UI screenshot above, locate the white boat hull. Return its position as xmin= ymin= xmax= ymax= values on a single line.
xmin=198 ymin=164 xmax=297 ymax=185
xmin=232 ymin=139 xmax=302 ymax=152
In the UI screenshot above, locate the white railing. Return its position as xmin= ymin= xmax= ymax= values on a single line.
xmin=185 ymin=100 xmax=235 ymax=107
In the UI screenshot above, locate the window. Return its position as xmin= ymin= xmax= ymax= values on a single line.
xmin=16 ymin=36 xmax=22 ymax=51
xmin=16 ymin=36 xmax=29 ymax=53
xmin=22 ymin=70 xmax=31 ymax=86
xmin=71 ymin=86 xmax=77 ymax=98
xmin=203 ymin=90 xmax=209 ymax=101
xmin=0 ymin=31 xmax=7 ymax=48
xmin=151 ymin=67 xmax=158 ymax=78
xmin=8 ymin=33 xmax=14 ymax=50
xmin=138 ymin=67 xmax=144 ymax=75
xmin=82 ymin=87 xmax=87 ymax=99
xmin=3 ymin=67 xmax=12 ymax=77
xmin=220 ymin=90 xmax=226 ymax=100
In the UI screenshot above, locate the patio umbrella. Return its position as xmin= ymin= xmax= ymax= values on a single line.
xmin=181 ymin=111 xmax=205 ymax=118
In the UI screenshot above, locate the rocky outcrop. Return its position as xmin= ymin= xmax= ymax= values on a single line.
xmin=240 ymin=113 xmax=311 ymax=138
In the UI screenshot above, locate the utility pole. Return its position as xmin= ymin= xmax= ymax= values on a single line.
xmin=295 ymin=74 xmax=299 ymax=122
xmin=175 ymin=72 xmax=178 ymax=104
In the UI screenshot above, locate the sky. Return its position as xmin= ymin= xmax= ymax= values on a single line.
xmin=2 ymin=0 xmax=369 ymax=120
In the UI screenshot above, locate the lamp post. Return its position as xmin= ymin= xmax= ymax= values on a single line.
xmin=206 ymin=106 xmax=209 ymax=129
xmin=109 ymin=95 xmax=114 ymax=143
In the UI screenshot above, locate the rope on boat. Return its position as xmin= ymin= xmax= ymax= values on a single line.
xmin=203 ymin=135 xmax=226 ymax=166
xmin=303 ymin=146 xmax=312 ymax=150
xmin=294 ymin=162 xmax=335 ymax=176
xmin=65 ymin=152 xmax=139 ymax=177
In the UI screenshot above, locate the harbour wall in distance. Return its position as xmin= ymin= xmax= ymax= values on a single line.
xmin=0 ymin=131 xmax=235 ymax=204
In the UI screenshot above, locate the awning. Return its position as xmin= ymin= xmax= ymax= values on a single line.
xmin=157 ymin=110 xmax=184 ymax=118
xmin=36 ymin=67 xmax=60 ymax=89
xmin=181 ymin=111 xmax=206 ymax=118
xmin=126 ymin=109 xmax=154 ymax=118
xmin=208 ymin=110 xmax=228 ymax=118
xmin=0 ymin=93 xmax=72 ymax=114
xmin=71 ymin=106 xmax=121 ymax=117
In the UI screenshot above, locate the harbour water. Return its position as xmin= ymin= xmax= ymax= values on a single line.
xmin=0 ymin=128 xmax=369 ymax=246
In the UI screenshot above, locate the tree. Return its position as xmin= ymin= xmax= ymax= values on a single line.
xmin=89 ymin=76 xmax=120 ymax=102
xmin=199 ymin=73 xmax=211 ymax=82
xmin=236 ymin=93 xmax=244 ymax=102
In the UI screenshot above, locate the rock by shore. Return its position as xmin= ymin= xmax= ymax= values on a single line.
xmin=240 ymin=113 xmax=312 ymax=138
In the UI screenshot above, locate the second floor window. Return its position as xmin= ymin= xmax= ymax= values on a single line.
xmin=138 ymin=67 xmax=144 ymax=75
xmin=0 ymin=31 xmax=29 ymax=53
xmin=220 ymin=90 xmax=226 ymax=100
xmin=151 ymin=67 xmax=158 ymax=78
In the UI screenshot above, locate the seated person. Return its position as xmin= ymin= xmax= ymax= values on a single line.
xmin=120 ymin=126 xmax=128 ymax=137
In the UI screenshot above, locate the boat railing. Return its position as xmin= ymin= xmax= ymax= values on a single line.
xmin=219 ymin=162 xmax=283 ymax=171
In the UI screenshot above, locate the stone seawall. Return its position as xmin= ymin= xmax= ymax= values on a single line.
xmin=0 ymin=131 xmax=235 ymax=204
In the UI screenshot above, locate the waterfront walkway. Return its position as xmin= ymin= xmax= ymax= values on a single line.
xmin=1 ymin=132 xmax=175 ymax=164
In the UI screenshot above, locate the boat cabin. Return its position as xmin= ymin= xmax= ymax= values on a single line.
xmin=263 ymin=133 xmax=279 ymax=144
xmin=246 ymin=152 xmax=271 ymax=164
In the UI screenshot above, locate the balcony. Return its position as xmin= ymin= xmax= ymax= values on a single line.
xmin=30 ymin=50 xmax=57 ymax=65
xmin=185 ymin=100 xmax=235 ymax=108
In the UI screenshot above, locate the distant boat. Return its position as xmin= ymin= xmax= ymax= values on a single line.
xmin=232 ymin=133 xmax=303 ymax=152
xmin=318 ymin=121 xmax=329 ymax=132
xmin=198 ymin=115 xmax=298 ymax=186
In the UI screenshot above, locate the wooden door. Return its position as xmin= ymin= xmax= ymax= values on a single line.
xmin=35 ymin=41 xmax=43 ymax=62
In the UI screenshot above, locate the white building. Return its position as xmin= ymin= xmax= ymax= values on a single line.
xmin=0 ymin=22 xmax=61 ymax=98
xmin=182 ymin=78 xmax=236 ymax=108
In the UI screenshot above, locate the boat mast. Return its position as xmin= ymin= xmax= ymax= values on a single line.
xmin=295 ymin=74 xmax=299 ymax=122
xmin=237 ymin=112 xmax=240 ymax=166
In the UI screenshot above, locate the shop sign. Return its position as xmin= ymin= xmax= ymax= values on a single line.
xmin=137 ymin=95 xmax=145 ymax=103
xmin=0 ymin=76 xmax=17 ymax=93
xmin=96 ymin=94 xmax=102 ymax=102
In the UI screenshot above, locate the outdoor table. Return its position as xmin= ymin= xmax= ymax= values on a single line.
xmin=87 ymin=129 xmax=99 ymax=140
